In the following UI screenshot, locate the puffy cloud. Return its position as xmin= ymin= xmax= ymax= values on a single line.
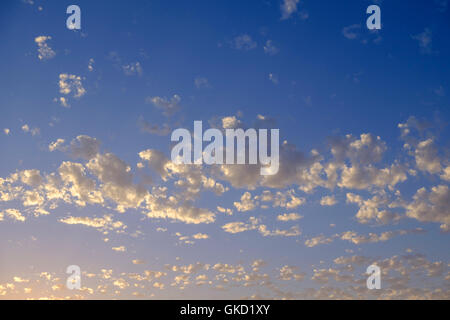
xmin=48 ymin=139 xmax=66 ymax=152
xmin=21 ymin=124 xmax=40 ymax=136
xmin=320 ymin=195 xmax=337 ymax=206
xmin=19 ymin=169 xmax=43 ymax=187
xmin=59 ymin=74 xmax=86 ymax=98
xmin=221 ymin=116 xmax=242 ymax=129
xmin=34 ymin=36 xmax=55 ymax=60
xmin=146 ymin=94 xmax=181 ymax=116
xmin=144 ymin=195 xmax=216 ymax=224
xmin=277 ymin=213 xmax=302 ymax=222
xmin=346 ymin=192 xmax=400 ymax=224
xmin=139 ymin=149 xmax=227 ymax=197
xmin=70 ymin=135 xmax=100 ymax=160
xmin=58 ymin=161 xmax=104 ymax=206
xmin=338 ymin=163 xmax=407 ymax=190
xmin=279 ymin=265 xmax=305 ymax=281
xmin=234 ymin=192 xmax=257 ymax=212
xmin=441 ymin=166 xmax=450 ymax=181
xmin=1 ymin=209 xmax=26 ymax=222
xmin=414 ymin=139 xmax=441 ymax=174
xmin=405 ymin=185 xmax=450 ymax=228
xmin=58 ymin=74 xmax=85 ymax=107
xmin=87 ymin=153 xmax=147 ymax=211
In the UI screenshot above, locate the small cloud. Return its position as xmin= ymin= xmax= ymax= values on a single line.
xmin=122 ymin=62 xmax=143 ymax=76
xmin=34 ymin=35 xmax=55 ymax=60
xmin=268 ymin=73 xmax=279 ymax=85
xmin=412 ymin=28 xmax=434 ymax=55
xmin=342 ymin=24 xmax=361 ymax=40
xmin=264 ymin=40 xmax=279 ymax=56
xmin=132 ymin=259 xmax=145 ymax=265
xmin=3 ymin=128 xmax=10 ymax=135
xmin=138 ymin=117 xmax=171 ymax=136
xmin=112 ymin=246 xmax=126 ymax=252
xmin=233 ymin=34 xmax=257 ymax=51
xmin=194 ymin=77 xmax=211 ymax=89
xmin=277 ymin=213 xmax=303 ymax=221
xmin=146 ymin=94 xmax=181 ymax=116
xmin=88 ymin=58 xmax=94 ymax=72
xmin=22 ymin=124 xmax=40 ymax=136
xmin=281 ymin=0 xmax=300 ymax=20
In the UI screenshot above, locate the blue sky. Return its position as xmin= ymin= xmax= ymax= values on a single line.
xmin=0 ymin=0 xmax=449 ymax=299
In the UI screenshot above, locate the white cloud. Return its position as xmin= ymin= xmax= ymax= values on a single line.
xmin=146 ymin=94 xmax=181 ymax=116
xmin=35 ymin=36 xmax=55 ymax=60
xmin=277 ymin=213 xmax=302 ymax=222
xmin=281 ymin=0 xmax=299 ymax=20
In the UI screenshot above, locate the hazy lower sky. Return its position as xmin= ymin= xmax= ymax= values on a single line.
xmin=0 ymin=0 xmax=449 ymax=299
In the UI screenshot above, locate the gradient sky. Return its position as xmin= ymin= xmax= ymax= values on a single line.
xmin=0 ymin=0 xmax=449 ymax=299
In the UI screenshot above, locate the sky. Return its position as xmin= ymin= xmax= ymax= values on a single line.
xmin=0 ymin=0 xmax=449 ymax=299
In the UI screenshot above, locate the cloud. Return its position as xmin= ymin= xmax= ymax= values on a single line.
xmin=234 ymin=192 xmax=257 ymax=212
xmin=342 ymin=24 xmax=361 ymax=40
xmin=112 ymin=246 xmax=126 ymax=252
xmin=146 ymin=94 xmax=181 ymax=116
xmin=277 ymin=213 xmax=302 ymax=222
xmin=1 ymin=209 xmax=26 ymax=222
xmin=263 ymin=40 xmax=279 ymax=55
xmin=122 ymin=62 xmax=143 ymax=76
xmin=21 ymin=124 xmax=40 ymax=136
xmin=268 ymin=73 xmax=279 ymax=85
xmin=34 ymin=36 xmax=55 ymax=60
xmin=58 ymin=74 xmax=86 ymax=106
xmin=70 ymin=135 xmax=100 ymax=160
xmin=48 ymin=139 xmax=65 ymax=152
xmin=59 ymin=215 xmax=126 ymax=233
xmin=405 ymin=185 xmax=450 ymax=228
xmin=281 ymin=0 xmax=299 ymax=20
xmin=305 ymin=228 xmax=426 ymax=247
xmin=414 ymin=139 xmax=441 ymax=174
xmin=320 ymin=195 xmax=337 ymax=206
xmin=411 ymin=28 xmax=433 ymax=55
xmin=138 ymin=117 xmax=171 ymax=136
xmin=222 ymin=217 xmax=301 ymax=237
xmin=233 ymin=34 xmax=257 ymax=51
xmin=346 ymin=192 xmax=400 ymax=224
xmin=194 ymin=77 xmax=211 ymax=89
xmin=279 ymin=265 xmax=305 ymax=281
